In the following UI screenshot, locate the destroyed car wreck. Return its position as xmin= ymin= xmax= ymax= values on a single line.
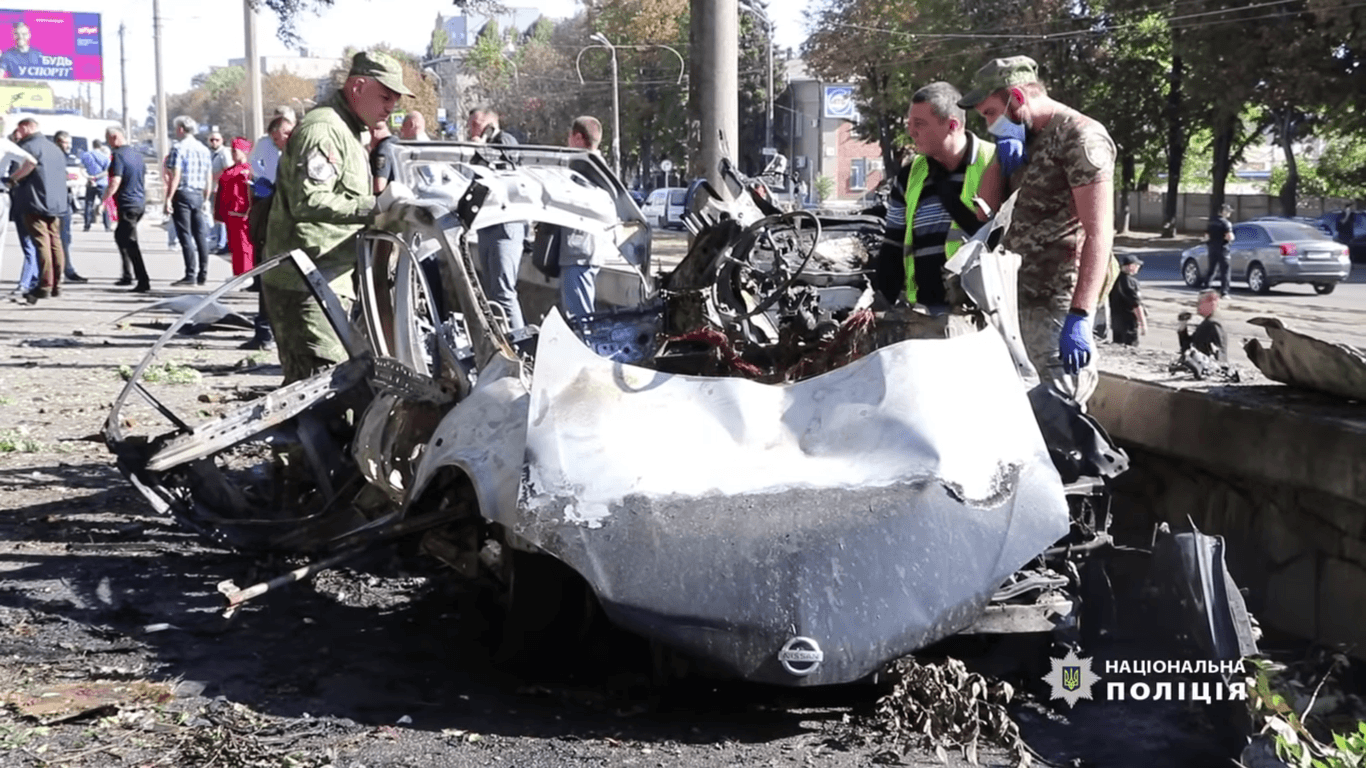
xmin=105 ymin=144 xmax=1257 ymax=686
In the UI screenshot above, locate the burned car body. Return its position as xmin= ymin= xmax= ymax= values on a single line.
xmin=106 ymin=144 xmax=1252 ymax=686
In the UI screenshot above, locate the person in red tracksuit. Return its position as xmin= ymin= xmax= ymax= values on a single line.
xmin=214 ymin=137 xmax=254 ymax=276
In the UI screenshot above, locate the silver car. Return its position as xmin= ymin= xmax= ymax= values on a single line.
xmin=1180 ymin=219 xmax=1351 ymax=295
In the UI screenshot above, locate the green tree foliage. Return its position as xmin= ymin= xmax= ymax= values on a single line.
xmin=594 ymin=0 xmax=694 ymax=183
xmin=256 ymin=0 xmax=503 ymax=46
xmin=735 ymin=3 xmax=784 ymax=175
xmin=429 ymin=26 xmax=450 ymax=60
xmin=1312 ymin=131 xmax=1366 ymax=201
xmin=1174 ymin=0 xmax=1339 ymax=213
xmin=802 ymin=0 xmax=922 ymax=173
xmin=459 ymin=5 xmax=697 ymax=185
xmin=168 ymin=66 xmax=247 ymax=136
xmin=167 ymin=47 xmax=437 ymax=141
xmin=463 ymin=17 xmax=589 ymax=147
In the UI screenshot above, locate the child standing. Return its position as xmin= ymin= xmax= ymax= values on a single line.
xmin=214 ymin=137 xmax=254 ymax=277
xmin=1109 ymin=253 xmax=1147 ymax=346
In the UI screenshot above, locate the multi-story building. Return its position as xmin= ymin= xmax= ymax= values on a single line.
xmin=777 ymin=58 xmax=885 ymax=205
xmin=423 ymin=9 xmax=543 ymax=138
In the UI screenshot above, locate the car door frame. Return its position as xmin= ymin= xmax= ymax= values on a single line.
xmin=1230 ymin=223 xmax=1267 ymax=282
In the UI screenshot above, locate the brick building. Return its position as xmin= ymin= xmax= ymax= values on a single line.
xmin=777 ymin=59 xmax=885 ymax=204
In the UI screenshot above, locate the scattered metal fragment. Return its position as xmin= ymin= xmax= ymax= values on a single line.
xmin=1244 ymin=316 xmax=1366 ymax=400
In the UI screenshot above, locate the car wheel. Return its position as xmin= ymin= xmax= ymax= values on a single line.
xmin=1313 ymin=282 xmax=1337 ymax=295
xmin=1181 ymin=259 xmax=1202 ymax=287
xmin=1246 ymin=263 xmax=1270 ymax=294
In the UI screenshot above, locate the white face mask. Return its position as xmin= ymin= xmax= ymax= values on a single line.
xmin=987 ymin=112 xmax=1026 ymax=143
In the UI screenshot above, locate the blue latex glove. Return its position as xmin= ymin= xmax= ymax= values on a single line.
xmin=1059 ymin=312 xmax=1093 ymax=374
xmin=997 ymin=137 xmax=1026 ymax=181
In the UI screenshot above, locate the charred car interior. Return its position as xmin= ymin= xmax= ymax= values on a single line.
xmin=105 ymin=143 xmax=1258 ymax=687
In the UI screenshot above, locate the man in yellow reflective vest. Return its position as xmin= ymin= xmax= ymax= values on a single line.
xmin=901 ymin=81 xmax=998 ymax=309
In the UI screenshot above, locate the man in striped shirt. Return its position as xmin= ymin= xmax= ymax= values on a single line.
xmin=902 ymin=82 xmax=997 ymax=310
xmin=164 ymin=115 xmax=214 ymax=285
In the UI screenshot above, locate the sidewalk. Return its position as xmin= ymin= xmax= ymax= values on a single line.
xmin=3 ymin=210 xmax=239 ymax=296
xmin=1113 ymin=229 xmax=1203 ymax=251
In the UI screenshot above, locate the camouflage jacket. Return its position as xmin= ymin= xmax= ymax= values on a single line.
xmin=263 ymin=90 xmax=376 ymax=295
xmin=1003 ymin=107 xmax=1115 ymax=310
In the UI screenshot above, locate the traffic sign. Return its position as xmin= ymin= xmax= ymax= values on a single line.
xmin=660 ymin=159 xmax=673 ymax=172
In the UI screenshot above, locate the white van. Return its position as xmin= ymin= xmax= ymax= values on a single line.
xmin=6 ymin=112 xmax=119 ymax=154
xmin=641 ymin=187 xmax=687 ymax=230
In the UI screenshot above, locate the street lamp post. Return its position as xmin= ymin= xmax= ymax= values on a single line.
xmin=422 ymin=68 xmax=444 ymax=136
xmin=589 ymin=32 xmax=621 ymax=178
xmin=739 ymin=2 xmax=774 ymax=153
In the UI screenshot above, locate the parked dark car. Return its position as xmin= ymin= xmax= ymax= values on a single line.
xmin=1317 ymin=210 xmax=1366 ymax=263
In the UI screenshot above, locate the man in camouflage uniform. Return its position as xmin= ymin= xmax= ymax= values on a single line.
xmin=959 ymin=56 xmax=1115 ymax=405
xmin=262 ymin=50 xmax=411 ymax=383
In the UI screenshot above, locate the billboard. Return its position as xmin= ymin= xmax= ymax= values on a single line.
xmin=0 ymin=10 xmax=100 ymax=82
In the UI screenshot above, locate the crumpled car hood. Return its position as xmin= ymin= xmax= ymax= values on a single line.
xmin=500 ymin=311 xmax=1070 ymax=685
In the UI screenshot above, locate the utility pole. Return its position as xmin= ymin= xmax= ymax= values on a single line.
xmin=740 ymin=2 xmax=773 ymax=154
xmin=690 ymin=0 xmax=738 ymax=197
xmin=153 ymin=0 xmax=168 ymax=179
xmin=119 ymin=22 xmax=128 ymax=134
xmin=243 ymin=0 xmax=263 ymax=140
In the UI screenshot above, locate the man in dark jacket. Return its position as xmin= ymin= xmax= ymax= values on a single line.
xmin=1178 ymin=290 xmax=1228 ymax=361
xmin=1109 ymin=252 xmax=1146 ymax=345
xmin=469 ymin=107 xmax=528 ymax=329
xmin=101 ymin=126 xmax=151 ymax=293
xmin=1204 ymin=203 xmax=1233 ymax=297
xmin=11 ymin=118 xmax=68 ymax=304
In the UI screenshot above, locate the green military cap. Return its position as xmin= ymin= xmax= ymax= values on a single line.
xmin=957 ymin=55 xmax=1038 ymax=109
xmin=349 ymin=50 xmax=414 ymax=97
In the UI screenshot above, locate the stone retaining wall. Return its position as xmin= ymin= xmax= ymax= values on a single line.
xmin=1092 ymin=373 xmax=1366 ymax=655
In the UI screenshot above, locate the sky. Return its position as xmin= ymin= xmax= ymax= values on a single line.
xmin=11 ymin=0 xmax=812 ymax=125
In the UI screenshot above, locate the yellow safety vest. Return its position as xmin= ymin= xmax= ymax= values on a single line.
xmin=902 ymin=137 xmax=996 ymax=303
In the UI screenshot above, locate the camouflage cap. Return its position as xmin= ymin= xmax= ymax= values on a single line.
xmin=348 ymin=50 xmax=413 ymax=97
xmin=957 ymin=55 xmax=1039 ymax=109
